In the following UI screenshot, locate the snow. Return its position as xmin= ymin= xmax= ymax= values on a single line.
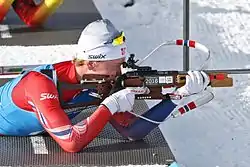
xmin=1 ymin=0 xmax=250 ymax=166
xmin=93 ymin=1 xmax=250 ymax=166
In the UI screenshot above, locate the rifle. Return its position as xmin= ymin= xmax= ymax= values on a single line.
xmin=118 ymin=53 xmax=233 ymax=98
xmin=49 ymin=52 xmax=234 ymax=110
xmin=56 ymin=52 xmax=237 ymax=121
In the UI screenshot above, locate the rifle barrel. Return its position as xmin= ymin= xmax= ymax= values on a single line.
xmin=178 ymin=69 xmax=250 ymax=75
xmin=204 ymin=69 xmax=250 ymax=74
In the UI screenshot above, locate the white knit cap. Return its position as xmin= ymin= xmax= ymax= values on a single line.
xmin=76 ymin=19 xmax=127 ymax=61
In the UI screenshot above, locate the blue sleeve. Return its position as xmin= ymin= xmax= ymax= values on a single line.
xmin=65 ymin=89 xmax=99 ymax=119
xmin=67 ymin=89 xmax=98 ymax=104
xmin=110 ymin=99 xmax=177 ymax=141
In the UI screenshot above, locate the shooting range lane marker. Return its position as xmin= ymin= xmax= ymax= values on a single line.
xmin=0 ymin=24 xmax=12 ymax=38
xmin=0 ymin=44 xmax=77 ymax=66
xmin=0 ymin=74 xmax=19 ymax=79
xmin=30 ymin=136 xmax=49 ymax=154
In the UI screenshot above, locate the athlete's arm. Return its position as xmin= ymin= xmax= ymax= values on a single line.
xmin=23 ymin=72 xmax=112 ymax=152
xmin=111 ymin=71 xmax=210 ymax=140
xmin=110 ymin=100 xmax=177 ymax=141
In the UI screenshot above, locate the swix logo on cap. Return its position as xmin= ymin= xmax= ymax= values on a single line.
xmin=40 ymin=93 xmax=58 ymax=101
xmin=88 ymin=54 xmax=106 ymax=59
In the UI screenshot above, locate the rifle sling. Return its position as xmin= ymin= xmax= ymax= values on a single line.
xmin=40 ymin=69 xmax=100 ymax=109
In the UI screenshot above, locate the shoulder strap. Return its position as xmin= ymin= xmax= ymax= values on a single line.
xmin=40 ymin=69 xmax=102 ymax=109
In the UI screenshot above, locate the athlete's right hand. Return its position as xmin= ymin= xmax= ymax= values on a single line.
xmin=101 ymin=87 xmax=149 ymax=115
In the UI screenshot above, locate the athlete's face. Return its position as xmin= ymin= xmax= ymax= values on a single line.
xmin=79 ymin=57 xmax=125 ymax=80
xmin=94 ymin=58 xmax=125 ymax=78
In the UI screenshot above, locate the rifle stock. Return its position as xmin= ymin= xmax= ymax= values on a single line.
xmin=124 ymin=72 xmax=233 ymax=89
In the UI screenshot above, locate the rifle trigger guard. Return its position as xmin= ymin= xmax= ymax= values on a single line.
xmin=109 ymin=74 xmax=127 ymax=95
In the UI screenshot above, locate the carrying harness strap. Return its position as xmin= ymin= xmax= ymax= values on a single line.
xmin=39 ymin=69 xmax=102 ymax=109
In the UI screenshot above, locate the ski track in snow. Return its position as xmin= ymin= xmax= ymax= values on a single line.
xmin=1 ymin=0 xmax=250 ymax=166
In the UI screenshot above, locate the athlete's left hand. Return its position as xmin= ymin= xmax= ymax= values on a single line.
xmin=176 ymin=71 xmax=210 ymax=96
